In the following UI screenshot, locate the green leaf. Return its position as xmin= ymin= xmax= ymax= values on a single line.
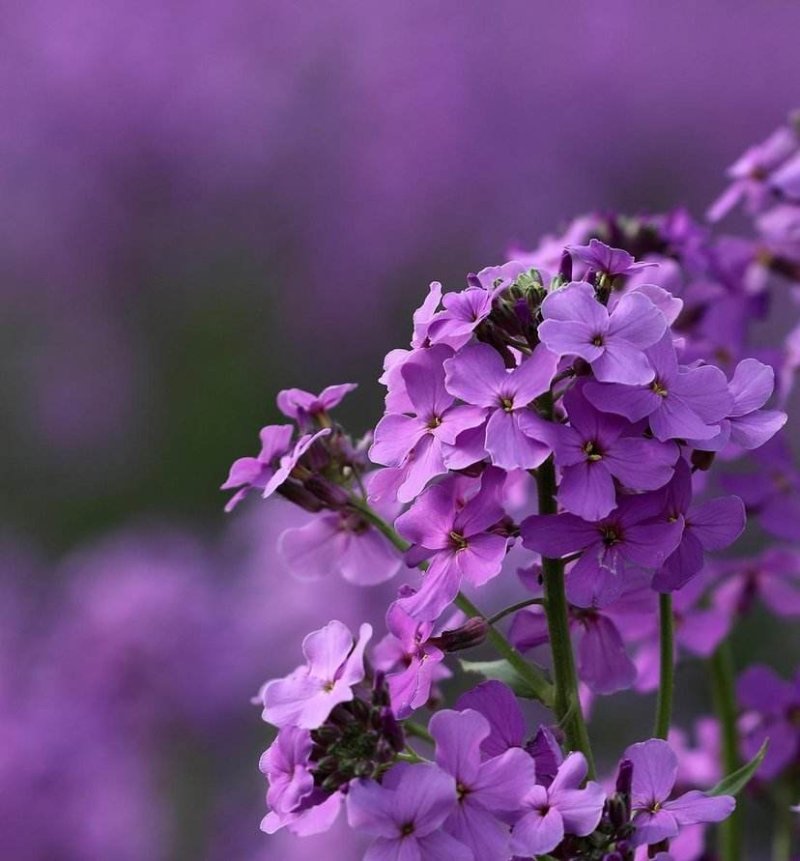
xmin=709 ymin=739 xmax=769 ymax=797
xmin=459 ymin=658 xmax=552 ymax=702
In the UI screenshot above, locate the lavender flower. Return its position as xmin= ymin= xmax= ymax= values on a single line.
xmin=737 ymin=664 xmax=800 ymax=779
xmin=221 ymin=424 xmax=295 ymax=511
xmin=521 ymin=491 xmax=683 ymax=607
xmin=372 ymin=600 xmax=447 ymax=718
xmin=624 ymin=739 xmax=735 ymax=847
xmin=370 ymin=345 xmax=485 ymax=501
xmin=584 ymin=333 xmax=732 ymax=441
xmin=651 ymin=459 xmax=745 ymax=592
xmin=261 ymin=620 xmax=372 ymax=730
xmin=429 ymin=708 xmax=536 ymax=859
xmin=395 ymin=468 xmax=509 ymax=620
xmin=539 ymin=279 xmax=667 ymax=384
xmin=346 ymin=763 xmax=472 ymax=861
xmin=443 ymin=342 xmax=558 ymax=470
xmin=511 ymin=752 xmax=605 ymax=855
xmin=548 ymin=385 xmax=678 ymax=521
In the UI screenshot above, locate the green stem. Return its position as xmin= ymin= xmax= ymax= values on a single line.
xmin=534 ymin=431 xmax=595 ymax=777
xmin=487 ymin=597 xmax=545 ymax=625
xmin=653 ymin=593 xmax=674 ymax=740
xmin=711 ymin=641 xmax=742 ymax=861
xmin=454 ymin=593 xmax=553 ymax=706
xmin=771 ymin=785 xmax=793 ymax=861
xmin=404 ymin=721 xmax=434 ymax=744
xmin=351 ymin=495 xmax=554 ymax=707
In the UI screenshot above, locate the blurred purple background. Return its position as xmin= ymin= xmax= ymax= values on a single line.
xmin=2 ymin=3 xmax=800 ymax=858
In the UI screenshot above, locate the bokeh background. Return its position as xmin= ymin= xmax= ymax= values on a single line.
xmin=3 ymin=2 xmax=800 ymax=858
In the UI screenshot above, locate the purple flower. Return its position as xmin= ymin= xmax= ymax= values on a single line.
xmin=634 ymin=570 xmax=732 ymax=693
xmin=538 ymin=280 xmax=666 ymax=384
xmin=262 ymin=429 xmax=333 ymax=498
xmin=429 ymin=708 xmax=536 ymax=859
xmin=548 ymin=385 xmax=677 ymax=521
xmin=721 ymin=358 xmax=786 ymax=449
xmin=261 ymin=620 xmax=372 ymax=729
xmin=625 ymin=739 xmax=735 ymax=847
xmin=511 ymin=571 xmax=655 ymax=695
xmin=584 ymin=334 xmax=732 ymax=441
xmin=370 ymin=345 xmax=486 ymax=501
xmin=277 ymin=383 xmax=358 ymax=428
xmin=443 ymin=342 xmax=558 ymax=469
xmin=693 ymin=358 xmax=786 ymax=452
xmin=455 ymin=680 xmax=527 ymax=757
xmin=521 ymin=492 xmax=683 ymax=608
xmin=568 ymin=238 xmax=658 ymax=278
xmin=651 ymin=459 xmax=745 ymax=592
xmin=279 ymin=507 xmax=402 ymax=586
xmin=723 ymin=436 xmax=800 ymax=542
xmin=737 ymin=665 xmax=800 ymax=779
xmin=511 ymin=752 xmax=605 ymax=855
xmin=220 ymin=424 xmax=294 ymax=511
xmin=372 ymin=601 xmax=447 ymax=718
xmin=708 ymin=124 xmax=800 ymax=221
xmin=259 ymin=726 xmax=342 ymax=836
xmin=714 ymin=548 xmax=800 ymax=618
xmin=668 ymin=719 xmax=722 ymax=789
xmin=346 ymin=763 xmax=472 ymax=861
xmin=427 ymin=287 xmax=496 ymax=349
xmin=395 ymin=469 xmax=509 ymax=620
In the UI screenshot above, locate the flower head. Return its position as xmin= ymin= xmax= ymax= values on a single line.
xmin=625 ymin=738 xmax=735 ymax=847
xmin=539 ymin=280 xmax=666 ymax=385
xmin=261 ymin=620 xmax=372 ymax=730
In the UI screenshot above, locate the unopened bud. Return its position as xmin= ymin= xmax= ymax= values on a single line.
xmin=277 ymin=481 xmax=326 ymax=513
xmin=559 ymin=249 xmax=573 ymax=282
xmin=433 ymin=617 xmax=489 ymax=652
xmin=607 ymin=795 xmax=628 ymax=831
xmin=616 ymin=758 xmax=634 ymax=796
xmin=304 ymin=476 xmax=350 ymax=509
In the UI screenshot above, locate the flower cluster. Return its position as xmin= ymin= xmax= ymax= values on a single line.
xmin=225 ymin=120 xmax=800 ymax=860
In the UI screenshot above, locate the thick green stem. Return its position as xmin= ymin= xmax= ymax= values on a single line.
xmin=351 ymin=496 xmax=554 ymax=707
xmin=711 ymin=641 xmax=742 ymax=861
xmin=653 ymin=593 xmax=674 ymax=740
xmin=534 ymin=444 xmax=596 ymax=777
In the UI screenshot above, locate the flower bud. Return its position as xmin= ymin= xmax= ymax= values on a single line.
xmin=433 ymin=617 xmax=489 ymax=652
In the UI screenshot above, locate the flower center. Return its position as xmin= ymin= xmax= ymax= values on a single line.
xmin=456 ymin=781 xmax=471 ymax=800
xmin=427 ymin=415 xmax=443 ymax=429
xmin=401 ymin=822 xmax=415 ymax=836
xmin=500 ymin=396 xmax=515 ymax=412
xmin=591 ymin=334 xmax=604 ymax=347
xmin=651 ymin=379 xmax=669 ymax=397
xmin=601 ymin=526 xmax=621 ymax=546
xmin=449 ymin=531 xmax=469 ymax=551
xmin=583 ymin=440 xmax=603 ymax=461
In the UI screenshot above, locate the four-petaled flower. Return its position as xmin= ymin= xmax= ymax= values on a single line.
xmin=625 ymin=738 xmax=735 ymax=846
xmin=444 ymin=342 xmax=558 ymax=469
xmin=261 ymin=620 xmax=372 ymax=729
xmin=511 ymin=751 xmax=606 ymax=855
xmin=539 ymin=280 xmax=667 ymax=385
xmin=346 ymin=763 xmax=472 ymax=861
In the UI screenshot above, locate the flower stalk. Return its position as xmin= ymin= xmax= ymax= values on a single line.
xmin=654 ymin=593 xmax=674 ymax=740
xmin=711 ymin=640 xmax=742 ymax=861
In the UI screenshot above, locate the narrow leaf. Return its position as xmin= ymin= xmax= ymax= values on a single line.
xmin=709 ymin=739 xmax=769 ymax=797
